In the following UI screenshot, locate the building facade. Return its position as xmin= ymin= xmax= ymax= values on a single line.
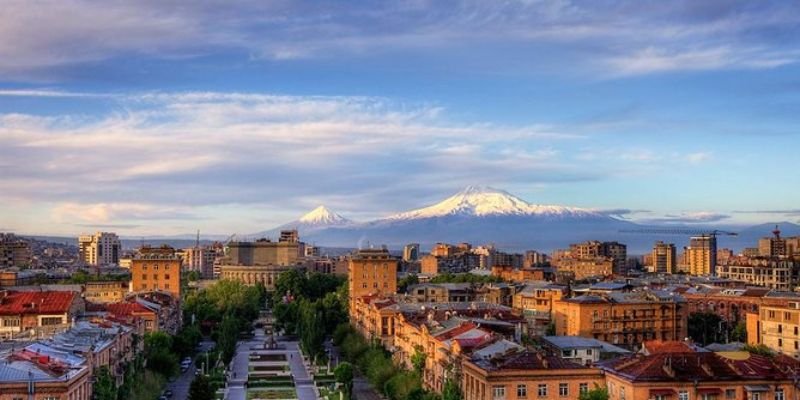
xmin=348 ymin=248 xmax=398 ymax=314
xmin=129 ymin=245 xmax=182 ymax=299
xmin=78 ymin=232 xmax=121 ymax=266
xmin=652 ymin=241 xmax=676 ymax=274
xmin=687 ymin=235 xmax=716 ymax=276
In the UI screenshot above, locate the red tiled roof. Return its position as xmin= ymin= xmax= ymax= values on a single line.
xmin=481 ymin=351 xmax=589 ymax=371
xmin=643 ymin=340 xmax=696 ymax=354
xmin=434 ymin=322 xmax=478 ymax=340
xmin=105 ymin=302 xmax=153 ymax=316
xmin=0 ymin=291 xmax=75 ymax=315
xmin=602 ymin=351 xmax=800 ymax=382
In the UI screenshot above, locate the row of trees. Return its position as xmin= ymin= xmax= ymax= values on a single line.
xmin=271 ymin=270 xmax=348 ymax=359
xmin=688 ymin=312 xmax=746 ymax=346
xmin=183 ymin=279 xmax=268 ymax=364
xmin=333 ymin=323 xmax=459 ymax=400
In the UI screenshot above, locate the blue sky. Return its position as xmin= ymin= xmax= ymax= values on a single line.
xmin=1 ymin=0 xmax=799 ymax=236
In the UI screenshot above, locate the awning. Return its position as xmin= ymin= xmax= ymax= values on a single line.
xmin=697 ymin=388 xmax=722 ymax=395
xmin=650 ymin=389 xmax=676 ymax=396
xmin=745 ymin=386 xmax=770 ymax=393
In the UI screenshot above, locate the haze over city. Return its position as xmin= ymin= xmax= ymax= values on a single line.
xmin=1 ymin=1 xmax=800 ymax=237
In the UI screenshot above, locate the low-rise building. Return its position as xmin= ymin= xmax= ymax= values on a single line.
xmin=541 ymin=336 xmax=630 ymax=366
xmin=600 ymin=341 xmax=800 ymax=400
xmin=0 ymin=290 xmax=83 ymax=340
xmin=0 ymin=347 xmax=92 ymax=400
xmin=462 ymin=350 xmax=604 ymax=400
xmin=553 ymin=290 xmax=687 ymax=350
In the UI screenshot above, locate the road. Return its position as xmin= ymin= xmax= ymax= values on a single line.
xmin=167 ymin=339 xmax=216 ymax=400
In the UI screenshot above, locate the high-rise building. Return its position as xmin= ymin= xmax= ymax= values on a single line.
xmin=759 ymin=226 xmax=787 ymax=258
xmin=651 ymin=241 xmax=676 ymax=274
xmin=78 ymin=232 xmax=121 ymax=266
xmin=402 ymin=243 xmax=420 ymax=262
xmin=523 ymin=250 xmax=547 ymax=268
xmin=348 ymin=247 xmax=398 ymax=314
xmin=130 ymin=245 xmax=182 ymax=299
xmin=569 ymin=241 xmax=628 ymax=275
xmin=0 ymin=234 xmax=32 ymax=268
xmin=182 ymin=246 xmax=218 ymax=278
xmin=687 ymin=235 xmax=716 ymax=276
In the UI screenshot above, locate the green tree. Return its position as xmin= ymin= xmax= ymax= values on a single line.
xmin=398 ymin=274 xmax=419 ymax=292
xmin=93 ymin=367 xmax=117 ymax=400
xmin=218 ymin=313 xmax=240 ymax=365
xmin=384 ymin=371 xmax=422 ymax=400
xmin=411 ymin=346 xmax=426 ymax=375
xmin=731 ymin=321 xmax=747 ymax=342
xmin=299 ymin=299 xmax=326 ymax=359
xmin=144 ymin=332 xmax=179 ymax=376
xmin=188 ymin=374 xmax=216 ymax=400
xmin=442 ymin=378 xmax=462 ymax=400
xmin=579 ymin=387 xmax=609 ymax=400
xmin=688 ymin=312 xmax=723 ymax=345
xmin=334 ymin=362 xmax=354 ymax=399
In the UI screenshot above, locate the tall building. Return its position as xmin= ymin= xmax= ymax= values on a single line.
xmin=569 ymin=241 xmax=627 ymax=275
xmin=403 ymin=243 xmax=420 ymax=262
xmin=218 ymin=230 xmax=306 ymax=290
xmin=130 ymin=245 xmax=182 ymax=299
xmin=78 ymin=232 xmax=121 ymax=266
xmin=651 ymin=241 xmax=676 ymax=274
xmin=687 ymin=235 xmax=716 ymax=276
xmin=524 ymin=250 xmax=548 ymax=268
xmin=0 ymin=233 xmax=32 ymax=268
xmin=182 ymin=246 xmax=218 ymax=278
xmin=347 ymin=247 xmax=398 ymax=314
xmin=759 ymin=226 xmax=787 ymax=258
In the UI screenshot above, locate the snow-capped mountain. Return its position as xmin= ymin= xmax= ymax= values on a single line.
xmin=298 ymin=205 xmax=352 ymax=225
xmin=385 ymin=185 xmax=600 ymax=220
xmin=252 ymin=186 xmax=636 ymax=250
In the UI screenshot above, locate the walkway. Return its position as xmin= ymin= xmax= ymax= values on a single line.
xmin=225 ymin=329 xmax=318 ymax=400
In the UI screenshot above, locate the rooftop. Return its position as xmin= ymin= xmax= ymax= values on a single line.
xmin=0 ymin=290 xmax=75 ymax=315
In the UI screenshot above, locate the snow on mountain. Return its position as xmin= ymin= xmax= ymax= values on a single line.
xmin=385 ymin=185 xmax=601 ymax=220
xmin=298 ymin=205 xmax=352 ymax=225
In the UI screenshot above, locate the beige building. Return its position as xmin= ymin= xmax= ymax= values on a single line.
xmin=686 ymin=235 xmax=716 ymax=276
xmin=348 ymin=248 xmax=398 ymax=314
xmin=651 ymin=241 xmax=676 ymax=274
xmin=217 ymin=230 xmax=305 ymax=289
xmin=84 ymin=281 xmax=129 ymax=303
xmin=129 ymin=246 xmax=182 ymax=299
xmin=78 ymin=232 xmax=121 ymax=266
xmin=747 ymin=302 xmax=800 ymax=357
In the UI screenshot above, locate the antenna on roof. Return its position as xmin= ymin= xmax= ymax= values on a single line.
xmin=196 ymin=229 xmax=200 ymax=248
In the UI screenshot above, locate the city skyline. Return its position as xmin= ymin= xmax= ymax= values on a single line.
xmin=1 ymin=1 xmax=800 ymax=236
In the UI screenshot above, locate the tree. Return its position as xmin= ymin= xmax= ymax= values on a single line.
xmin=411 ymin=346 xmax=426 ymax=375
xmin=688 ymin=312 xmax=723 ymax=345
xmin=299 ymin=299 xmax=326 ymax=359
xmin=579 ymin=387 xmax=609 ymax=400
xmin=188 ymin=374 xmax=216 ymax=400
xmin=218 ymin=313 xmax=240 ymax=364
xmin=334 ymin=362 xmax=354 ymax=399
xmin=441 ymin=378 xmax=462 ymax=400
xmin=144 ymin=332 xmax=179 ymax=376
xmin=743 ymin=344 xmax=774 ymax=357
xmin=93 ymin=367 xmax=117 ymax=400
xmin=398 ymin=274 xmax=419 ymax=292
xmin=731 ymin=321 xmax=747 ymax=342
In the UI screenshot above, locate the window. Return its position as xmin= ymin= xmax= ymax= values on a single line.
xmin=779 ymin=325 xmax=783 ymax=333
xmin=164 ymin=274 xmax=170 ymax=280
xmin=538 ymin=384 xmax=548 ymax=397
xmin=775 ymin=389 xmax=784 ymax=400
xmin=769 ymin=310 xmax=776 ymax=318
xmin=785 ymin=312 xmax=791 ymax=320
xmin=579 ymin=384 xmax=589 ymax=394
xmin=779 ymin=339 xmax=783 ymax=347
xmin=41 ymin=317 xmax=62 ymax=326
xmin=493 ymin=386 xmax=506 ymax=399
xmin=795 ymin=327 xmax=798 ymax=335
xmin=562 ymin=350 xmax=573 ymax=357
xmin=517 ymin=385 xmax=527 ymax=398
xmin=753 ymin=393 xmax=761 ymax=400
xmin=679 ymin=390 xmax=689 ymax=400
xmin=142 ymin=274 xmax=147 ymax=280
xmin=560 ymin=383 xmax=569 ymax=397
xmin=620 ymin=387 xmax=625 ymax=400
xmin=726 ymin=389 xmax=736 ymax=399
xmin=362 ymin=283 xmax=367 ymax=288
xmin=165 ymin=284 xmax=170 ymax=290
xmin=586 ymin=348 xmax=593 ymax=355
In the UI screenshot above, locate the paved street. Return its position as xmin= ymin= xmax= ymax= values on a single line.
xmin=225 ymin=329 xmax=318 ymax=400
xmin=168 ymin=339 xmax=216 ymax=400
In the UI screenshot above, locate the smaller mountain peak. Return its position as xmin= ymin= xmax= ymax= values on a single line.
xmin=298 ymin=205 xmax=350 ymax=224
xmin=458 ymin=185 xmax=507 ymax=195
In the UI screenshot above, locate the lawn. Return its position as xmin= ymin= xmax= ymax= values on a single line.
xmin=246 ymin=389 xmax=298 ymax=400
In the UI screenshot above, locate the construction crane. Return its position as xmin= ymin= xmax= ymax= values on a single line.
xmin=619 ymin=228 xmax=738 ymax=238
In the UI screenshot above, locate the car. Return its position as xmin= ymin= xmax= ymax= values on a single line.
xmin=164 ymin=390 xmax=173 ymax=398
xmin=159 ymin=396 xmax=168 ymax=400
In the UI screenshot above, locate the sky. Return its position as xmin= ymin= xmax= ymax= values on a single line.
xmin=1 ymin=0 xmax=800 ymax=236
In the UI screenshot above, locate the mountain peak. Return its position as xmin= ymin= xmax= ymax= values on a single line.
xmin=386 ymin=186 xmax=601 ymax=220
xmin=298 ymin=205 xmax=351 ymax=225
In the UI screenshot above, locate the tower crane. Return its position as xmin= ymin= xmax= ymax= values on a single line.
xmin=618 ymin=228 xmax=738 ymax=238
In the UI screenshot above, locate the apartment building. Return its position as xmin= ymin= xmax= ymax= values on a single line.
xmin=78 ymin=232 xmax=121 ymax=266
xmin=686 ymin=235 xmax=717 ymax=276
xmin=652 ymin=241 xmax=676 ymax=274
xmin=747 ymin=301 xmax=800 ymax=358
xmin=601 ymin=341 xmax=800 ymax=400
xmin=553 ymin=291 xmax=687 ymax=350
xmin=0 ymin=233 xmax=32 ymax=268
xmin=348 ymin=248 xmax=398 ymax=314
xmin=129 ymin=245 xmax=182 ymax=299
xmin=0 ymin=290 xmax=83 ymax=340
